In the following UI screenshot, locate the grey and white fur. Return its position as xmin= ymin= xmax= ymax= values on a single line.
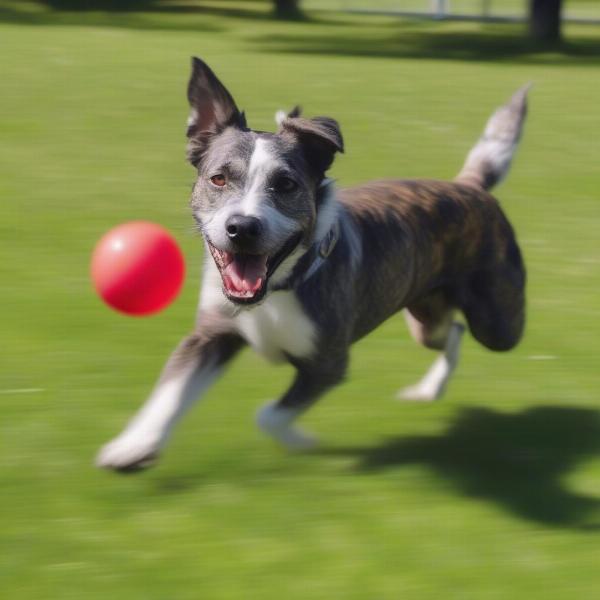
xmin=97 ymin=58 xmax=528 ymax=471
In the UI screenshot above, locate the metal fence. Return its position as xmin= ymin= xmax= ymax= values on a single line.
xmin=303 ymin=1 xmax=600 ymax=23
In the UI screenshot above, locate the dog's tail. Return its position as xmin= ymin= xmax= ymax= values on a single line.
xmin=455 ymin=84 xmax=530 ymax=191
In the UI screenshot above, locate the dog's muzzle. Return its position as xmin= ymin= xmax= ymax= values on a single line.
xmin=207 ymin=232 xmax=302 ymax=305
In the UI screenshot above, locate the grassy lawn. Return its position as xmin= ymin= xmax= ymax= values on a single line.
xmin=1 ymin=2 xmax=600 ymax=598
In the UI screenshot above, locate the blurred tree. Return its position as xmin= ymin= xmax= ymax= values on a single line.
xmin=529 ymin=0 xmax=563 ymax=42
xmin=274 ymin=0 xmax=302 ymax=19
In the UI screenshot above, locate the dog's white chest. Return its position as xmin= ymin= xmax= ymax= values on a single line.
xmin=234 ymin=291 xmax=316 ymax=363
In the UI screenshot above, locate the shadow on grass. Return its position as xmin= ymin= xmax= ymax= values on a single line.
xmin=0 ymin=0 xmax=338 ymax=31
xmin=320 ymin=406 xmax=600 ymax=529
xmin=252 ymin=25 xmax=600 ymax=66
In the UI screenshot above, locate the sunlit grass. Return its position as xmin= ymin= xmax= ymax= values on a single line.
xmin=1 ymin=3 xmax=600 ymax=598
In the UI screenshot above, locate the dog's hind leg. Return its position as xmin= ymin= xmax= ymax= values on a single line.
xmin=256 ymin=356 xmax=347 ymax=450
xmin=462 ymin=262 xmax=525 ymax=353
xmin=398 ymin=294 xmax=464 ymax=402
xmin=399 ymin=318 xmax=464 ymax=402
xmin=96 ymin=318 xmax=245 ymax=471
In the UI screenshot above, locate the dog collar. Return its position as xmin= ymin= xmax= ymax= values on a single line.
xmin=300 ymin=221 xmax=340 ymax=283
xmin=272 ymin=221 xmax=340 ymax=292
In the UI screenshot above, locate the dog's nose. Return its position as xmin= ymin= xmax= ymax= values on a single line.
xmin=225 ymin=215 xmax=262 ymax=246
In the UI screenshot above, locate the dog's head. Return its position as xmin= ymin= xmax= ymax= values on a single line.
xmin=186 ymin=57 xmax=343 ymax=306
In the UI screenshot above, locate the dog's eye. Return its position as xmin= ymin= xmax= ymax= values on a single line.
xmin=274 ymin=177 xmax=298 ymax=193
xmin=210 ymin=174 xmax=226 ymax=187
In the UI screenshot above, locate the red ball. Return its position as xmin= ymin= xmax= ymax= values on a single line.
xmin=91 ymin=221 xmax=185 ymax=316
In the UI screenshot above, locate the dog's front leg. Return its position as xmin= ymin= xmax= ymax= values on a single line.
xmin=256 ymin=356 xmax=347 ymax=450
xmin=97 ymin=321 xmax=244 ymax=471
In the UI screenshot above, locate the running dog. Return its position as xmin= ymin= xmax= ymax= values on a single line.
xmin=97 ymin=58 xmax=528 ymax=470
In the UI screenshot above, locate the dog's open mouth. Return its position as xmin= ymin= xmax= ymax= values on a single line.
xmin=211 ymin=249 xmax=267 ymax=300
xmin=208 ymin=233 xmax=302 ymax=304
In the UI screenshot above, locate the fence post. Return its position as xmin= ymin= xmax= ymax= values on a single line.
xmin=482 ymin=0 xmax=491 ymax=18
xmin=432 ymin=0 xmax=449 ymax=19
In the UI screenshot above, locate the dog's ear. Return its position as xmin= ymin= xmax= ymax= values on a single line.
xmin=279 ymin=115 xmax=344 ymax=177
xmin=186 ymin=57 xmax=246 ymax=166
xmin=275 ymin=105 xmax=302 ymax=126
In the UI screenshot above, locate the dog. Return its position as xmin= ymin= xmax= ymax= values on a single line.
xmin=97 ymin=57 xmax=528 ymax=470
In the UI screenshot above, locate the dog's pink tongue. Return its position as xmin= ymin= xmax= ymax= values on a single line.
xmin=223 ymin=255 xmax=267 ymax=294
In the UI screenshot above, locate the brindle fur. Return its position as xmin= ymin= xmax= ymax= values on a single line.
xmin=338 ymin=179 xmax=525 ymax=349
xmin=274 ymin=178 xmax=525 ymax=419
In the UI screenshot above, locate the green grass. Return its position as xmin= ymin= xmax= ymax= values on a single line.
xmin=2 ymin=2 xmax=600 ymax=598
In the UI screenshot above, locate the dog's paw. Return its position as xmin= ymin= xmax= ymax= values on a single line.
xmin=396 ymin=384 xmax=443 ymax=402
xmin=96 ymin=431 xmax=161 ymax=472
xmin=256 ymin=402 xmax=318 ymax=451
